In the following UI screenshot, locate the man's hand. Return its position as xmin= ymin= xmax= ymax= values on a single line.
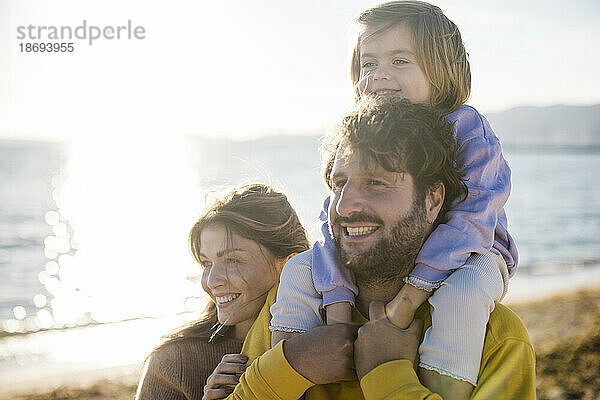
xmin=283 ymin=324 xmax=359 ymax=384
xmin=355 ymin=301 xmax=423 ymax=380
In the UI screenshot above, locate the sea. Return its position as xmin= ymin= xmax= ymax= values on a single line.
xmin=0 ymin=136 xmax=599 ymax=391
xmin=2 ymin=137 xmax=600 ymax=330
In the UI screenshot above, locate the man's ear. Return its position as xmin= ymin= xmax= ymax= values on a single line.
xmin=425 ymin=182 xmax=445 ymax=225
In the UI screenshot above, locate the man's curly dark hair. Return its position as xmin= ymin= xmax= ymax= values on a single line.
xmin=322 ymin=97 xmax=467 ymax=226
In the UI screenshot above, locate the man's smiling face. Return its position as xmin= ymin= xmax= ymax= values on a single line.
xmin=328 ymin=142 xmax=430 ymax=284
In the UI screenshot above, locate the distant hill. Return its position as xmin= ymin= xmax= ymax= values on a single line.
xmin=486 ymin=104 xmax=600 ymax=145
xmin=200 ymin=104 xmax=600 ymax=148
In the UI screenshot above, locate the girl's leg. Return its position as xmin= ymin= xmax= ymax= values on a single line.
xmin=418 ymin=251 xmax=507 ymax=395
xmin=325 ymin=302 xmax=352 ymax=325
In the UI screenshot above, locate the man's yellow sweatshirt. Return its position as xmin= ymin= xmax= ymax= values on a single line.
xmin=229 ymin=285 xmax=535 ymax=399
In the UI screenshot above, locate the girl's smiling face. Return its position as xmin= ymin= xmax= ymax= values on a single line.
xmin=358 ymin=24 xmax=430 ymax=104
xmin=199 ymin=223 xmax=279 ymax=339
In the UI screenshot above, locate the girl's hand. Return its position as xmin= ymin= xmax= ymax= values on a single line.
xmin=385 ymin=284 xmax=431 ymax=328
xmin=203 ymin=354 xmax=248 ymax=400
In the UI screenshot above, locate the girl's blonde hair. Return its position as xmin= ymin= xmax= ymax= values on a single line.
xmin=350 ymin=1 xmax=471 ymax=114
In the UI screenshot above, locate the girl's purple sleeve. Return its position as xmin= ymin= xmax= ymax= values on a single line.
xmin=311 ymin=196 xmax=358 ymax=307
xmin=410 ymin=105 xmax=519 ymax=287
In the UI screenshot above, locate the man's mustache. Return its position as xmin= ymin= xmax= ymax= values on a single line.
xmin=332 ymin=213 xmax=384 ymax=226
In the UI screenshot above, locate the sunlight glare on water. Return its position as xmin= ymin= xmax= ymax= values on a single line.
xmin=41 ymin=136 xmax=206 ymax=327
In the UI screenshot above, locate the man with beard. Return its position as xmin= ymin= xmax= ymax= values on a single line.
xmin=221 ymin=99 xmax=535 ymax=400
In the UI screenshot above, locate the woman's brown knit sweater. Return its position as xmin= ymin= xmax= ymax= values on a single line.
xmin=136 ymin=337 xmax=243 ymax=400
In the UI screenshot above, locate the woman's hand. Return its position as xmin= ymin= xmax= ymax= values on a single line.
xmin=203 ymin=354 xmax=248 ymax=400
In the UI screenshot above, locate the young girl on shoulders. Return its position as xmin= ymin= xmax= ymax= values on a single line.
xmin=270 ymin=1 xmax=518 ymax=398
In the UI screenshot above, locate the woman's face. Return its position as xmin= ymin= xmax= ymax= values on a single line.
xmin=198 ymin=223 xmax=279 ymax=337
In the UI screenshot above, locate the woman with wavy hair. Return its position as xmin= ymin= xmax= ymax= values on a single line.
xmin=136 ymin=184 xmax=309 ymax=400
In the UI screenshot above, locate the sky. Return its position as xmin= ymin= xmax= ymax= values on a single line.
xmin=1 ymin=0 xmax=599 ymax=141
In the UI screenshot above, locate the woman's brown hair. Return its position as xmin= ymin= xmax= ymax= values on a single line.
xmin=154 ymin=184 xmax=308 ymax=351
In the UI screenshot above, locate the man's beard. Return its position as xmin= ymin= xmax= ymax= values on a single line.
xmin=333 ymin=200 xmax=428 ymax=288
